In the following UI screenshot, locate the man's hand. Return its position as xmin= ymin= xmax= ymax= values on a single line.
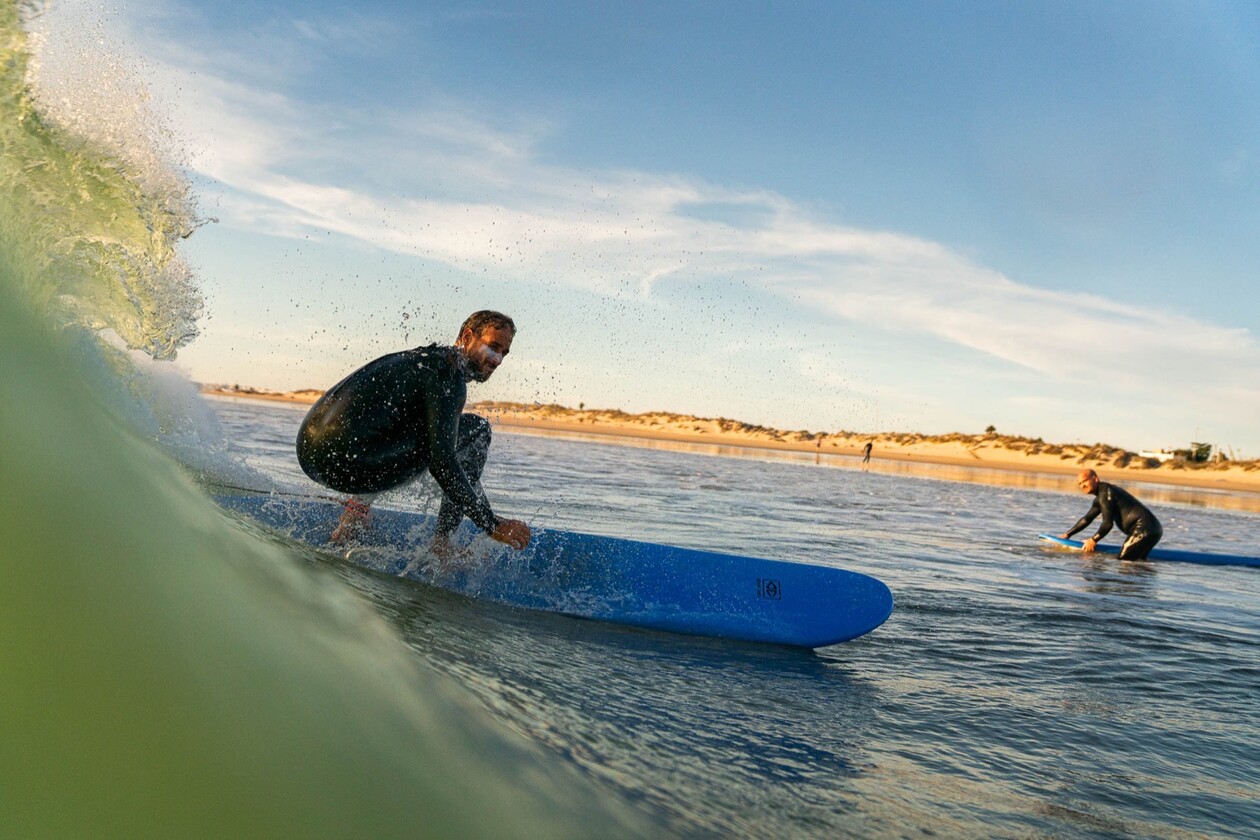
xmin=491 ymin=518 xmax=531 ymax=550
xmin=1059 ymin=532 xmax=1097 ymax=552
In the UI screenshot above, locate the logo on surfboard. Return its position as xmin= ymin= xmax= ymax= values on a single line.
xmin=757 ymin=578 xmax=782 ymax=600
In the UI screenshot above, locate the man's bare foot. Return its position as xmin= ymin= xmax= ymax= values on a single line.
xmin=429 ymin=533 xmax=473 ymax=563
xmin=331 ymin=498 xmax=371 ymax=543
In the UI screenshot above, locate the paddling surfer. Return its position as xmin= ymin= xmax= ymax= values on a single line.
xmin=296 ymin=310 xmax=531 ymax=554
xmin=1060 ymin=469 xmax=1162 ymax=560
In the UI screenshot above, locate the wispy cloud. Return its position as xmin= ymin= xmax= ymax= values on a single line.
xmin=180 ymin=63 xmax=1257 ymax=366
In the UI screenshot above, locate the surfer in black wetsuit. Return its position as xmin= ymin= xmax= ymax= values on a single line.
xmin=296 ymin=310 xmax=530 ymax=553
xmin=1061 ymin=469 xmax=1162 ymax=560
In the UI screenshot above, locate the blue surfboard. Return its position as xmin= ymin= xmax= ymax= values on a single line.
xmin=1037 ymin=534 xmax=1260 ymax=568
xmin=213 ymin=492 xmax=894 ymax=648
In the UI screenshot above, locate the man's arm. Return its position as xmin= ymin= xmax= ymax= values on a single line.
xmin=1063 ymin=498 xmax=1101 ymax=540
xmin=423 ymin=388 xmax=500 ymax=534
xmin=1090 ymin=485 xmax=1116 ymax=544
xmin=420 ymin=382 xmax=530 ymax=550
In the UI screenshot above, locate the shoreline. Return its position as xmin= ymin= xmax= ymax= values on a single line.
xmin=480 ymin=411 xmax=1260 ymax=498
xmin=199 ymin=388 xmax=1260 ymax=498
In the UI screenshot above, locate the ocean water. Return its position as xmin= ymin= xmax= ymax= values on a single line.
xmin=201 ymin=396 xmax=1260 ymax=839
xmin=3 ymin=3 xmax=1260 ymax=836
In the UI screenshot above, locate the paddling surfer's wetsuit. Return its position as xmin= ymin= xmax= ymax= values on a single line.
xmin=296 ymin=344 xmax=498 ymax=537
xmin=1066 ymin=482 xmax=1163 ymax=560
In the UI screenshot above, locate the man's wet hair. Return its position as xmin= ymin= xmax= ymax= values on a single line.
xmin=459 ymin=310 xmax=516 ymax=339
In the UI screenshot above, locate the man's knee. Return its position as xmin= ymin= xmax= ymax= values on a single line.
xmin=1120 ymin=532 xmax=1157 ymax=560
xmin=457 ymin=414 xmax=492 ymax=469
xmin=460 ymin=413 xmax=492 ymax=446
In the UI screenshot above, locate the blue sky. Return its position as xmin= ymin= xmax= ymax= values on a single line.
xmin=35 ymin=0 xmax=1260 ymax=454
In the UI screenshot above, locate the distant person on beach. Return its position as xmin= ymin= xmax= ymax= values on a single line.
xmin=296 ymin=310 xmax=531 ymax=555
xmin=1060 ymin=469 xmax=1162 ymax=560
xmin=862 ymin=441 xmax=873 ymax=464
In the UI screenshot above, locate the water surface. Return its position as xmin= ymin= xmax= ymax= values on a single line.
xmin=208 ymin=396 xmax=1260 ymax=839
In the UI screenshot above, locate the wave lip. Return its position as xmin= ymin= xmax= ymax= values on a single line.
xmin=2 ymin=0 xmax=204 ymax=360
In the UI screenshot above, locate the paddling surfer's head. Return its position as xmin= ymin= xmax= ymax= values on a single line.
xmin=1076 ymin=469 xmax=1100 ymax=495
xmin=456 ymin=310 xmax=516 ymax=382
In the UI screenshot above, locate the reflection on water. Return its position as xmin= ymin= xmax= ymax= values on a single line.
xmin=1073 ymin=556 xmax=1160 ymax=598
xmin=497 ymin=427 xmax=1260 ymax=514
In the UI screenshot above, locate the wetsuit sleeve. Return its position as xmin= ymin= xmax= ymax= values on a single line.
xmin=1065 ymin=498 xmax=1102 ymax=539
xmin=1090 ymin=486 xmax=1116 ymax=543
xmin=421 ymin=384 xmax=499 ymax=535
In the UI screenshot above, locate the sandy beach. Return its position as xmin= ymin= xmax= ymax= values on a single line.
xmin=200 ymin=387 xmax=1260 ymax=496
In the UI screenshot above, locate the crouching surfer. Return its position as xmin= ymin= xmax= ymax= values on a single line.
xmin=1060 ymin=468 xmax=1162 ymax=560
xmin=295 ymin=310 xmax=531 ymax=557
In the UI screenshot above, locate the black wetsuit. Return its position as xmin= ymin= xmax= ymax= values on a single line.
xmin=1066 ymin=482 xmax=1163 ymax=560
xmin=296 ymin=344 xmax=498 ymax=535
